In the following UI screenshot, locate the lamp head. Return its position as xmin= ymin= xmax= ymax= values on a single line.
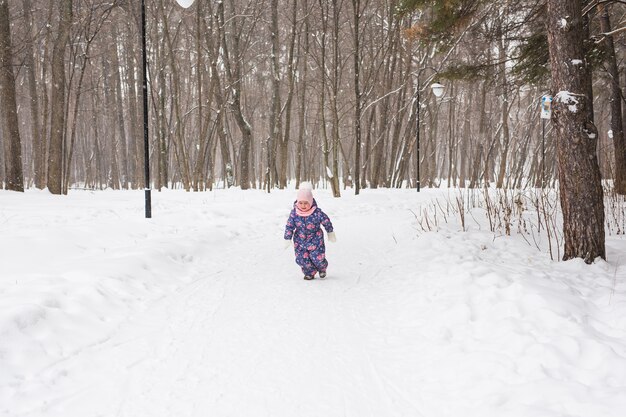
xmin=431 ymin=82 xmax=445 ymax=98
xmin=175 ymin=0 xmax=195 ymax=7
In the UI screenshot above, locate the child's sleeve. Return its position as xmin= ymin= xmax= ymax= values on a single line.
xmin=320 ymin=210 xmax=334 ymax=233
xmin=284 ymin=209 xmax=297 ymax=240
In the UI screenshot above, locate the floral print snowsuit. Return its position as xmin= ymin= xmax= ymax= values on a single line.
xmin=284 ymin=199 xmax=334 ymax=277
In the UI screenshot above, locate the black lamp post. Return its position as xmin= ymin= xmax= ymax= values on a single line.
xmin=140 ymin=0 xmax=195 ymax=218
xmin=141 ymin=0 xmax=151 ymax=218
xmin=415 ymin=77 xmax=444 ymax=192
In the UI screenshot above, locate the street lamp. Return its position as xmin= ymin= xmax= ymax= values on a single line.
xmin=141 ymin=0 xmax=195 ymax=218
xmin=415 ymin=79 xmax=445 ymax=192
xmin=431 ymin=82 xmax=445 ymax=99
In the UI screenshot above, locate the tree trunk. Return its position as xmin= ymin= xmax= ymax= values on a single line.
xmin=279 ymin=0 xmax=298 ymax=189
xmin=295 ymin=0 xmax=309 ymax=188
xmin=110 ymin=24 xmax=130 ymax=189
xmin=328 ymin=0 xmax=341 ymax=197
xmin=219 ymin=0 xmax=251 ymax=190
xmin=459 ymin=88 xmax=471 ymax=187
xmin=352 ymin=0 xmax=362 ymax=194
xmin=0 ymin=0 xmax=24 ymax=191
xmin=22 ymin=0 xmax=44 ymax=189
xmin=153 ymin=25 xmax=168 ymax=190
xmin=447 ymin=82 xmax=456 ymax=187
xmin=47 ymin=0 xmax=72 ymax=195
xmin=158 ymin=0 xmax=191 ymax=190
xmin=102 ymin=55 xmax=120 ymax=190
xmin=269 ymin=0 xmax=284 ymax=189
xmin=192 ymin=1 xmax=212 ymax=192
xmin=317 ymin=0 xmax=332 ymax=190
xmin=496 ymin=28 xmax=510 ymax=189
xmin=123 ymin=17 xmax=141 ymax=189
xmin=546 ymin=0 xmax=605 ymax=262
xmin=599 ymin=4 xmax=626 ymax=194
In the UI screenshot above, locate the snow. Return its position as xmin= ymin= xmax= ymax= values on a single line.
xmin=555 ymin=91 xmax=580 ymax=113
xmin=1 ymin=187 xmax=626 ymax=417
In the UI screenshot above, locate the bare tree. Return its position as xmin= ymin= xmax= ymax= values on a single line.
xmin=22 ymin=0 xmax=44 ymax=189
xmin=47 ymin=0 xmax=72 ymax=194
xmin=598 ymin=4 xmax=626 ymax=194
xmin=0 ymin=0 xmax=621 ymax=205
xmin=277 ymin=0 xmax=299 ymax=189
xmin=0 ymin=0 xmax=24 ymax=191
xmin=218 ymin=0 xmax=253 ymax=190
xmin=352 ymin=0 xmax=363 ymax=194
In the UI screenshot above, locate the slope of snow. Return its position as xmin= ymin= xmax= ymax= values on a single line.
xmin=1 ymin=188 xmax=625 ymax=417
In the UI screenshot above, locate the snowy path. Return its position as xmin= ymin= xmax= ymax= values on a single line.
xmin=12 ymin=192 xmax=430 ymax=416
xmin=2 ymin=189 xmax=626 ymax=417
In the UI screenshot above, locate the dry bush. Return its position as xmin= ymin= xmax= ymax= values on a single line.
xmin=414 ymin=184 xmax=626 ymax=260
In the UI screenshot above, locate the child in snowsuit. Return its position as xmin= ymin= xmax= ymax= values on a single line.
xmin=284 ymin=184 xmax=336 ymax=280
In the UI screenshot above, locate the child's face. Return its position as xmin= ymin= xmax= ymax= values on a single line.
xmin=297 ymin=200 xmax=311 ymax=210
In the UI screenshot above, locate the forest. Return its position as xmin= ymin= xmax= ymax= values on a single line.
xmin=0 ymin=0 xmax=622 ymax=197
xmin=0 ymin=0 xmax=625 ymax=262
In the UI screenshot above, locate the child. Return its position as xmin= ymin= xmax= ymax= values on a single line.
xmin=284 ymin=183 xmax=336 ymax=280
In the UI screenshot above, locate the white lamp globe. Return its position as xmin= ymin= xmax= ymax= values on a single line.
xmin=175 ymin=0 xmax=195 ymax=7
xmin=431 ymin=82 xmax=445 ymax=98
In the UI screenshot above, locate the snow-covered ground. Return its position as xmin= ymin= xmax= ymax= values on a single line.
xmin=1 ymin=187 xmax=625 ymax=417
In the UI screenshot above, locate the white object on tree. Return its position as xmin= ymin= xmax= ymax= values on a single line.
xmin=175 ymin=0 xmax=195 ymax=8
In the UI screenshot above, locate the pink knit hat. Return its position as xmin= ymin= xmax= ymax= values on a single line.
xmin=297 ymin=182 xmax=314 ymax=204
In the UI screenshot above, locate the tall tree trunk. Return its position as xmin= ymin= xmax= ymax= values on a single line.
xmin=110 ymin=24 xmax=129 ymax=189
xmin=158 ymin=0 xmax=191 ymax=190
xmin=295 ymin=0 xmax=309 ymax=188
xmin=22 ymin=0 xmax=44 ymax=189
xmin=39 ymin=2 xmax=54 ymax=188
xmin=269 ymin=0 xmax=282 ymax=189
xmin=123 ymin=18 xmax=141 ymax=189
xmin=219 ymin=0 xmax=251 ymax=189
xmin=201 ymin=1 xmax=232 ymax=190
xmin=470 ymin=80 xmax=488 ymax=188
xmin=546 ymin=0 xmax=605 ymax=262
xmin=192 ymin=1 xmax=211 ymax=192
xmin=361 ymin=108 xmax=375 ymax=190
xmin=372 ymin=12 xmax=399 ymax=188
xmin=102 ymin=55 xmax=120 ymax=190
xmin=47 ymin=0 xmax=72 ymax=195
xmin=496 ymin=27 xmax=510 ymax=189
xmin=459 ymin=89 xmax=471 ymax=188
xmin=318 ymin=0 xmax=332 ymax=190
xmin=0 ymin=0 xmax=24 ymax=191
xmin=352 ymin=0 xmax=362 ymax=194
xmin=278 ymin=0 xmax=298 ymax=189
xmin=447 ymin=82 xmax=456 ymax=188
xmin=599 ymin=4 xmax=626 ymax=194
xmin=328 ymin=0 xmax=341 ymax=197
